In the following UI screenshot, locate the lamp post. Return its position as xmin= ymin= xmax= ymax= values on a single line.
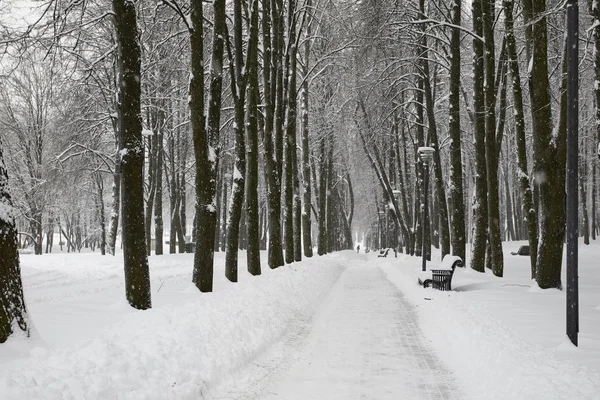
xmin=566 ymin=0 xmax=579 ymax=347
xmin=378 ymin=210 xmax=385 ymax=249
xmin=392 ymin=189 xmax=401 ymax=254
xmin=418 ymin=147 xmax=435 ymax=271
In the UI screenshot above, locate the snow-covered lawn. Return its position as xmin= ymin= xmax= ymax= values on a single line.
xmin=1 ymin=242 xmax=599 ymax=399
xmin=383 ymin=241 xmax=600 ymax=399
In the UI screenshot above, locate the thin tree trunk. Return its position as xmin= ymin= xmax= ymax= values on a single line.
xmin=581 ymin=149 xmax=590 ymax=244
xmin=154 ymin=125 xmax=164 ymax=255
xmin=317 ymin=137 xmax=328 ymax=255
xmin=301 ymin=0 xmax=313 ymax=258
xmin=592 ymin=161 xmax=597 ymax=240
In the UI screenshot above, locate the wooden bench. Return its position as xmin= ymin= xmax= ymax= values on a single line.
xmin=378 ymin=248 xmax=389 ymax=258
xmin=418 ymin=256 xmax=463 ymax=291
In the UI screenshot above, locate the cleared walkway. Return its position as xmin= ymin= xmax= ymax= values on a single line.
xmin=209 ymin=263 xmax=460 ymax=400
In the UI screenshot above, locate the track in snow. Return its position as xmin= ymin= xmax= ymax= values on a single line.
xmin=206 ymin=261 xmax=460 ymax=400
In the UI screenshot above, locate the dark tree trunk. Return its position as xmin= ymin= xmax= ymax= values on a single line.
xmin=301 ymin=0 xmax=313 ymax=258
xmin=0 ymin=144 xmax=29 ymax=343
xmin=482 ymin=0 xmax=503 ymax=277
xmin=285 ymin=0 xmax=301 ymax=263
xmin=113 ymin=0 xmax=151 ymax=309
xmin=504 ymin=0 xmax=538 ymax=278
xmin=169 ymin=128 xmax=177 ymax=254
xmin=154 ymin=128 xmax=164 ymax=255
xmin=317 ymin=137 xmax=328 ymax=255
xmin=530 ymin=1 xmax=566 ymax=289
xmin=246 ymin=0 xmax=262 ymax=276
xmin=448 ymin=0 xmax=465 ymax=264
xmin=422 ymin=51 xmax=450 ymax=260
xmin=470 ymin=0 xmax=488 ymax=273
xmin=225 ymin=0 xmax=248 ymax=282
xmin=192 ymin=0 xmax=226 ymax=292
xmin=581 ymin=148 xmax=590 ymax=245
xmin=592 ymin=162 xmax=597 ymax=240
xmin=261 ymin=0 xmax=285 ymax=269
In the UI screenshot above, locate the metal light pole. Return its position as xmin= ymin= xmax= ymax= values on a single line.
xmin=393 ymin=189 xmax=401 ymax=254
xmin=378 ymin=210 xmax=385 ymax=249
xmin=419 ymin=147 xmax=435 ymax=272
xmin=566 ymin=0 xmax=579 ymax=347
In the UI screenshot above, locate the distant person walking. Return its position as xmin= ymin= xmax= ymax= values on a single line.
xmin=356 ymin=245 xmax=360 ymax=253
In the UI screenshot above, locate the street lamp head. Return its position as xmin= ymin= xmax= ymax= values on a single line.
xmin=418 ymin=146 xmax=435 ymax=164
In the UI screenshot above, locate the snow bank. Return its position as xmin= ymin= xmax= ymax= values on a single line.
xmin=381 ymin=246 xmax=600 ymax=400
xmin=0 ymin=252 xmax=345 ymax=400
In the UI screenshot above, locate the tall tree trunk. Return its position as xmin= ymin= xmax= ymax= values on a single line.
xmin=154 ymin=128 xmax=164 ymax=255
xmin=470 ymin=0 xmax=488 ymax=273
xmin=285 ymin=0 xmax=301 ymax=263
xmin=225 ymin=0 xmax=248 ymax=282
xmin=113 ymin=0 xmax=151 ymax=309
xmin=246 ymin=0 xmax=262 ymax=276
xmin=301 ymin=0 xmax=313 ymax=258
xmin=504 ymin=0 xmax=538 ymax=277
xmin=448 ymin=0 xmax=465 ymax=264
xmin=422 ymin=51 xmax=450 ymax=259
xmin=482 ymin=0 xmax=503 ymax=276
xmin=261 ymin=0 xmax=285 ymax=269
xmin=530 ymin=1 xmax=566 ymax=289
xmin=191 ymin=0 xmax=224 ymax=292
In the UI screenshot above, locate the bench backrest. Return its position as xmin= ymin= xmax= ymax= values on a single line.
xmin=439 ymin=255 xmax=463 ymax=272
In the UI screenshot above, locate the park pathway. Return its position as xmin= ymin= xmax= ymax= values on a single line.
xmin=208 ymin=262 xmax=461 ymax=400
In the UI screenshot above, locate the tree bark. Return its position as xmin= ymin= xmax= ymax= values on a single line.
xmin=113 ymin=0 xmax=151 ymax=309
xmin=482 ymin=0 xmax=503 ymax=277
xmin=225 ymin=0 xmax=248 ymax=282
xmin=246 ymin=0 xmax=262 ymax=276
xmin=504 ymin=0 xmax=538 ymax=278
xmin=261 ymin=0 xmax=285 ymax=269
xmin=448 ymin=0 xmax=465 ymax=264
xmin=192 ymin=0 xmax=226 ymax=291
xmin=530 ymin=0 xmax=566 ymax=289
xmin=0 ymin=143 xmax=29 ymax=342
xmin=470 ymin=0 xmax=488 ymax=273
xmin=154 ymin=127 xmax=164 ymax=255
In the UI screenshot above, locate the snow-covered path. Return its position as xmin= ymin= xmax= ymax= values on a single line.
xmin=209 ymin=261 xmax=459 ymax=400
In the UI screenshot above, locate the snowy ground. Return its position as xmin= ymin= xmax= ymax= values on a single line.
xmin=1 ymin=242 xmax=600 ymax=399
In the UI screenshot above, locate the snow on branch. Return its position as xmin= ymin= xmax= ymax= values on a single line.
xmin=411 ymin=19 xmax=485 ymax=44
